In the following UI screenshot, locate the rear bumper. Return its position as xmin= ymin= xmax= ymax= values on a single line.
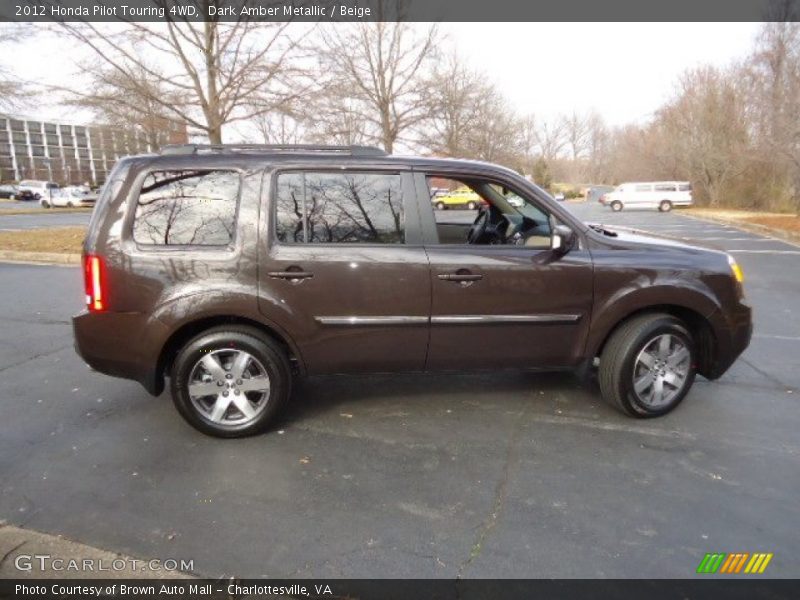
xmin=706 ymin=301 xmax=752 ymax=379
xmin=72 ymin=310 xmax=165 ymax=395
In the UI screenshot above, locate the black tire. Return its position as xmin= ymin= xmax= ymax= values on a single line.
xmin=598 ymin=313 xmax=696 ymax=418
xmin=611 ymin=200 xmax=623 ymax=212
xmin=170 ymin=326 xmax=291 ymax=437
xmin=67 ymin=201 xmax=75 ymax=208
xmin=34 ymin=193 xmax=41 ymax=201
xmin=467 ymin=201 xmax=477 ymax=210
xmin=659 ymin=200 xmax=672 ymax=212
xmin=436 ymin=201 xmax=445 ymax=210
xmin=41 ymin=200 xmax=50 ymax=209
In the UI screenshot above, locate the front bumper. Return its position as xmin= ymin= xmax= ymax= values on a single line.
xmin=706 ymin=301 xmax=753 ymax=379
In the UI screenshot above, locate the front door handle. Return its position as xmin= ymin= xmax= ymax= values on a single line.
xmin=438 ymin=270 xmax=483 ymax=286
xmin=438 ymin=273 xmax=483 ymax=282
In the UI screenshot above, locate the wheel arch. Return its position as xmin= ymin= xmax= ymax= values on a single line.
xmin=591 ymin=304 xmax=717 ymax=377
xmin=155 ymin=315 xmax=305 ymax=395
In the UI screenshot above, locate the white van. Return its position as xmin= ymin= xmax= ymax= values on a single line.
xmin=601 ymin=181 xmax=692 ymax=212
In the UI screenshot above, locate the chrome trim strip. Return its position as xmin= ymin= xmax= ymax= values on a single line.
xmin=316 ymin=316 xmax=428 ymax=326
xmin=316 ymin=314 xmax=581 ymax=326
xmin=431 ymin=314 xmax=581 ymax=324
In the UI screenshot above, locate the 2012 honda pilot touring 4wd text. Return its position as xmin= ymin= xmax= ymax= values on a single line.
xmin=73 ymin=145 xmax=752 ymax=437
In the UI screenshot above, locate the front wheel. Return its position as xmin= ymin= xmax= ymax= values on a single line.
xmin=467 ymin=201 xmax=477 ymax=210
xmin=170 ymin=326 xmax=291 ymax=437
xmin=436 ymin=201 xmax=445 ymax=210
xmin=659 ymin=200 xmax=673 ymax=212
xmin=41 ymin=199 xmax=51 ymax=209
xmin=598 ymin=313 xmax=695 ymax=417
xmin=611 ymin=200 xmax=623 ymax=212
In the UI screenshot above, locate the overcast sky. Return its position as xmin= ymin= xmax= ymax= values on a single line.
xmin=6 ymin=22 xmax=762 ymax=130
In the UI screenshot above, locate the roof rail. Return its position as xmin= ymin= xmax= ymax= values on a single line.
xmin=159 ymin=144 xmax=388 ymax=157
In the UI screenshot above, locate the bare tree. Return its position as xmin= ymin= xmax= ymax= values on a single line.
xmin=658 ymin=66 xmax=750 ymax=206
xmin=418 ymin=51 xmax=492 ymax=157
xmin=534 ymin=116 xmax=568 ymax=162
xmin=67 ymin=64 xmax=180 ymax=148
xmin=0 ymin=24 xmax=25 ymax=110
xmin=57 ymin=1 xmax=310 ymax=143
xmin=317 ymin=10 xmax=437 ymax=153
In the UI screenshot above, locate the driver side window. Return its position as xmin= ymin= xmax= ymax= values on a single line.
xmin=424 ymin=175 xmax=552 ymax=248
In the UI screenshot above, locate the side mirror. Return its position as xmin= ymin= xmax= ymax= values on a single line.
xmin=550 ymin=224 xmax=576 ymax=253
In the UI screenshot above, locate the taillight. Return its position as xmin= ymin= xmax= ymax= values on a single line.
xmin=83 ymin=254 xmax=107 ymax=312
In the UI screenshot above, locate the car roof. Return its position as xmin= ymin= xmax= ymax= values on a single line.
xmin=116 ymin=147 xmax=523 ymax=180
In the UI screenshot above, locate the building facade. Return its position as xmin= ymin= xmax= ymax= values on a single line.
xmin=0 ymin=115 xmax=187 ymax=185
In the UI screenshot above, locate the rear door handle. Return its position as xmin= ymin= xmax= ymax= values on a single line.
xmin=268 ymin=269 xmax=314 ymax=281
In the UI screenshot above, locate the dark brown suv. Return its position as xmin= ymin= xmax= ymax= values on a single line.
xmin=73 ymin=145 xmax=752 ymax=437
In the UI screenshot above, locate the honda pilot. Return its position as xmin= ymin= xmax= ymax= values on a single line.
xmin=73 ymin=145 xmax=752 ymax=437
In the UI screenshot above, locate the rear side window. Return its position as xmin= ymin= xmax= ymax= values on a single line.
xmin=654 ymin=183 xmax=677 ymax=192
xmin=133 ymin=170 xmax=239 ymax=246
xmin=275 ymin=171 xmax=404 ymax=244
xmin=678 ymin=183 xmax=692 ymax=191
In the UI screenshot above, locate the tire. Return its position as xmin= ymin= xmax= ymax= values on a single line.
xmin=467 ymin=201 xmax=477 ymax=210
xmin=34 ymin=193 xmax=41 ymax=201
xmin=436 ymin=201 xmax=445 ymax=210
xmin=67 ymin=201 xmax=75 ymax=208
xmin=598 ymin=313 xmax=696 ymax=418
xmin=41 ymin=200 xmax=50 ymax=209
xmin=611 ymin=201 xmax=623 ymax=212
xmin=170 ymin=326 xmax=291 ymax=438
xmin=659 ymin=200 xmax=673 ymax=212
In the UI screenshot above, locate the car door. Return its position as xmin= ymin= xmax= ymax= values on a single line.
xmin=415 ymin=171 xmax=594 ymax=370
xmin=259 ymin=166 xmax=431 ymax=375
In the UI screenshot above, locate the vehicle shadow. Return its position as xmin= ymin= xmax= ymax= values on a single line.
xmin=277 ymin=369 xmax=600 ymax=428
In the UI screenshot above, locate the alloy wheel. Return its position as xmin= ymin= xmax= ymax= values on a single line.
xmin=632 ymin=333 xmax=691 ymax=408
xmin=188 ymin=349 xmax=271 ymax=426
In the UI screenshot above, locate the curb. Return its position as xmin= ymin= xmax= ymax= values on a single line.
xmin=683 ymin=212 xmax=800 ymax=248
xmin=0 ymin=521 xmax=194 ymax=579
xmin=0 ymin=250 xmax=81 ymax=265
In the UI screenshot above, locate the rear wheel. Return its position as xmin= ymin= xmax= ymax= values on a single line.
xmin=170 ymin=326 xmax=291 ymax=437
xmin=67 ymin=201 xmax=75 ymax=208
xmin=467 ymin=201 xmax=477 ymax=210
xmin=41 ymin=199 xmax=51 ymax=208
xmin=611 ymin=200 xmax=623 ymax=212
xmin=598 ymin=313 xmax=695 ymax=417
xmin=659 ymin=200 xmax=673 ymax=212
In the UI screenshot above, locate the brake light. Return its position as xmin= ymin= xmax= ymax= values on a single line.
xmin=83 ymin=254 xmax=107 ymax=312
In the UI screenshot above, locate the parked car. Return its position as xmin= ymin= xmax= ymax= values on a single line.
xmin=432 ymin=186 xmax=486 ymax=210
xmin=602 ymin=181 xmax=693 ymax=212
xmin=0 ymin=184 xmax=35 ymax=201
xmin=18 ymin=180 xmax=60 ymax=203
xmin=62 ymin=186 xmax=97 ymax=207
xmin=73 ymin=144 xmax=751 ymax=437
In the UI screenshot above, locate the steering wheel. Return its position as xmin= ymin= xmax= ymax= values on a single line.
xmin=467 ymin=209 xmax=489 ymax=244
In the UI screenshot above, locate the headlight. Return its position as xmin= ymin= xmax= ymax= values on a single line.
xmin=728 ymin=254 xmax=744 ymax=284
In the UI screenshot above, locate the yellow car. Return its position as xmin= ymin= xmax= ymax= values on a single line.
xmin=432 ymin=187 xmax=486 ymax=210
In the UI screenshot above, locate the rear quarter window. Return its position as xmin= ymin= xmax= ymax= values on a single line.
xmin=132 ymin=170 xmax=240 ymax=246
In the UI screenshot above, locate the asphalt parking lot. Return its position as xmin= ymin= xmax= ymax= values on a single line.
xmin=0 ymin=202 xmax=798 ymax=578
